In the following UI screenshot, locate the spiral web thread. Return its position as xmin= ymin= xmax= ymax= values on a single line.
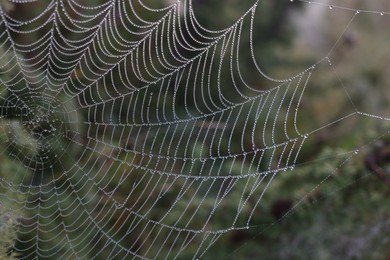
xmin=0 ymin=0 xmax=388 ymax=259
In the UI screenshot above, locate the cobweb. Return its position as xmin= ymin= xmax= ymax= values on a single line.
xmin=0 ymin=0 xmax=388 ymax=259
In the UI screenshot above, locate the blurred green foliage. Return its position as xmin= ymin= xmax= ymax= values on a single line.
xmin=0 ymin=122 xmax=27 ymax=259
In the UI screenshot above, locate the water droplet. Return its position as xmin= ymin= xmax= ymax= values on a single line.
xmin=380 ymin=12 xmax=384 ymax=16
xmin=356 ymin=10 xmax=360 ymax=14
xmin=329 ymin=5 xmax=333 ymax=10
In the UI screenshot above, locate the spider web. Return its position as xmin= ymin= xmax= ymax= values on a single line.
xmin=0 ymin=0 xmax=388 ymax=259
